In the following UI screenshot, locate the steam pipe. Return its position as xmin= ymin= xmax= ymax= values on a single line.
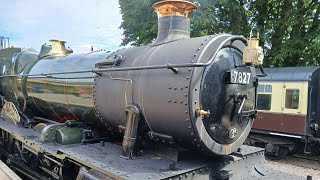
xmin=121 ymin=104 xmax=141 ymax=159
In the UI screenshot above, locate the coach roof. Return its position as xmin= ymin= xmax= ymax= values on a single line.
xmin=258 ymin=66 xmax=320 ymax=81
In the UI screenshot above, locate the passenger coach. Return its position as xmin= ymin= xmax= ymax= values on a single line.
xmin=249 ymin=66 xmax=320 ymax=158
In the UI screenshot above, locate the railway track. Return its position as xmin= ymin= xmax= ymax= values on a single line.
xmin=292 ymin=154 xmax=320 ymax=163
xmin=267 ymin=156 xmax=320 ymax=179
xmin=271 ymin=154 xmax=320 ymax=171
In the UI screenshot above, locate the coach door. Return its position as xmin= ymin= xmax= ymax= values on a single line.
xmin=281 ymin=82 xmax=307 ymax=135
xmin=282 ymin=83 xmax=303 ymax=114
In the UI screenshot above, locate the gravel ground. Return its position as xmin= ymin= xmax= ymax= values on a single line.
xmin=267 ymin=156 xmax=320 ymax=179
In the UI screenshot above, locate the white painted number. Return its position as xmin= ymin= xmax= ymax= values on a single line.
xmin=247 ymin=73 xmax=251 ymax=84
xmin=243 ymin=73 xmax=250 ymax=84
xmin=238 ymin=72 xmax=243 ymax=83
xmin=233 ymin=71 xmax=251 ymax=84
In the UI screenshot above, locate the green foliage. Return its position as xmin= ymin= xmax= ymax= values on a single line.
xmin=189 ymin=0 xmax=253 ymax=46
xmin=256 ymin=0 xmax=320 ymax=67
xmin=119 ymin=0 xmax=159 ymax=46
xmin=119 ymin=0 xmax=320 ymax=67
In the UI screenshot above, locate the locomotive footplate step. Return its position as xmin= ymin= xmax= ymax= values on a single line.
xmin=0 ymin=118 xmax=307 ymax=180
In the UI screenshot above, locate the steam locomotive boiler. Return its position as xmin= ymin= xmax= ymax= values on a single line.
xmin=0 ymin=1 xmax=303 ymax=180
xmin=93 ymin=5 xmax=259 ymax=156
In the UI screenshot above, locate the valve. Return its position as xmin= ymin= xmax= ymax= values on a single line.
xmin=196 ymin=108 xmax=210 ymax=118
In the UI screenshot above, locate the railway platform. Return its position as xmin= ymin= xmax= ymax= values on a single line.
xmin=0 ymin=159 xmax=21 ymax=180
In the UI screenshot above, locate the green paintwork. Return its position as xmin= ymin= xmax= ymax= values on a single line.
xmin=40 ymin=123 xmax=83 ymax=145
xmin=0 ymin=48 xmax=38 ymax=107
xmin=56 ymin=126 xmax=83 ymax=145
xmin=0 ymin=44 xmax=109 ymax=131
xmin=40 ymin=124 xmax=65 ymax=143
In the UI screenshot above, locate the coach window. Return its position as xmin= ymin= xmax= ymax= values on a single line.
xmin=257 ymin=94 xmax=271 ymax=110
xmin=257 ymin=84 xmax=272 ymax=110
xmin=285 ymin=89 xmax=300 ymax=109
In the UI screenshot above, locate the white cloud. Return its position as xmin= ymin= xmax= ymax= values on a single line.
xmin=0 ymin=0 xmax=123 ymax=52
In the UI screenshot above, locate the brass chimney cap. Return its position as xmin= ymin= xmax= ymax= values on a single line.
xmin=49 ymin=39 xmax=66 ymax=44
xmin=48 ymin=39 xmax=72 ymax=57
xmin=153 ymin=0 xmax=197 ymax=18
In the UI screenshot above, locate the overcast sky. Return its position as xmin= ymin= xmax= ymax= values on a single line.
xmin=0 ymin=0 xmax=123 ymax=52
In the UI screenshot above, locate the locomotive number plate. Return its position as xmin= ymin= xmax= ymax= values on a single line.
xmin=230 ymin=70 xmax=251 ymax=84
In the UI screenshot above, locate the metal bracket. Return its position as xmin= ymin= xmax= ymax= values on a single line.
xmin=166 ymin=63 xmax=179 ymax=74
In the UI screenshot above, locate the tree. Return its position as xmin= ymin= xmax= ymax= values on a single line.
xmin=118 ymin=0 xmax=159 ymax=46
xmin=119 ymin=0 xmax=320 ymax=67
xmin=118 ymin=0 xmax=215 ymax=45
xmin=250 ymin=0 xmax=320 ymax=66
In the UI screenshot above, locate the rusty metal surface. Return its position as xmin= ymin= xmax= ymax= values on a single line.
xmin=254 ymin=112 xmax=307 ymax=135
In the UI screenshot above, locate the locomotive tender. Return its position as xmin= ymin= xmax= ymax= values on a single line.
xmin=249 ymin=66 xmax=320 ymax=158
xmin=0 ymin=0 xmax=305 ymax=179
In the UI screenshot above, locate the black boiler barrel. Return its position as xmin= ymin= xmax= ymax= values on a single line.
xmin=94 ymin=34 xmax=256 ymax=155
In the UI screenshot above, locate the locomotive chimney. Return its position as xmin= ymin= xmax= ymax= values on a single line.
xmin=152 ymin=0 xmax=197 ymax=45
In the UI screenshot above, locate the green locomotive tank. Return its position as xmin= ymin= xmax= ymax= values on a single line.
xmin=0 ymin=40 xmax=109 ymax=128
xmin=0 ymin=47 xmax=38 ymax=105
